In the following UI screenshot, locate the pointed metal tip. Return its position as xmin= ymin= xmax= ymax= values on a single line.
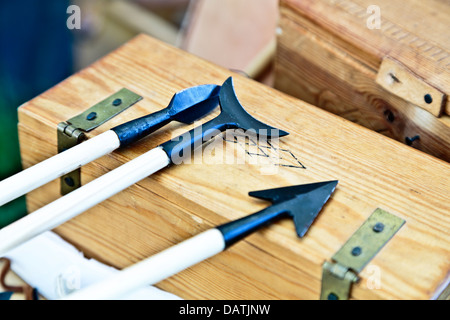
xmin=249 ymin=181 xmax=338 ymax=238
xmin=249 ymin=180 xmax=338 ymax=203
xmin=278 ymin=130 xmax=290 ymax=137
xmin=224 ymin=76 xmax=234 ymax=84
xmin=219 ymin=77 xmax=289 ymax=138
xmin=293 ymin=180 xmax=338 ymax=238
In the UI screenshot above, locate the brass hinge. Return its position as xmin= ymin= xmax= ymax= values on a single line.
xmin=57 ymin=88 xmax=142 ymax=195
xmin=320 ymin=208 xmax=405 ymax=300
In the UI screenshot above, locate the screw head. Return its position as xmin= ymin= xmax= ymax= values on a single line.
xmin=327 ymin=293 xmax=339 ymax=300
xmin=112 ymin=98 xmax=122 ymax=106
xmin=351 ymin=246 xmax=362 ymax=257
xmin=86 ymin=112 xmax=97 ymax=121
xmin=373 ymin=222 xmax=385 ymax=233
xmin=424 ymin=94 xmax=433 ymax=104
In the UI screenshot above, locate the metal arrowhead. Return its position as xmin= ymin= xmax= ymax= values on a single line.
xmin=169 ymin=84 xmax=221 ymax=124
xmin=249 ymin=181 xmax=338 ymax=237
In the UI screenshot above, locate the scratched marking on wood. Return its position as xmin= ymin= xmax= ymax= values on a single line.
xmin=222 ymin=133 xmax=307 ymax=169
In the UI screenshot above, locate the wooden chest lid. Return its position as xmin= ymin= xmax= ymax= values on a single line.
xmin=18 ymin=35 xmax=449 ymax=300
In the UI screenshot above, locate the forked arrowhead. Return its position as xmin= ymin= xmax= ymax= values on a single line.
xmin=161 ymin=77 xmax=289 ymax=162
xmin=219 ymin=77 xmax=289 ymax=137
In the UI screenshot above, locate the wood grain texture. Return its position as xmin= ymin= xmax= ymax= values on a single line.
xmin=17 ymin=34 xmax=449 ymax=300
xmin=274 ymin=0 xmax=450 ymax=162
xmin=281 ymin=0 xmax=450 ymax=113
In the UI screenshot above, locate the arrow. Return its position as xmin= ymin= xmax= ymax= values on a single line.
xmin=63 ymin=181 xmax=338 ymax=300
xmin=0 ymin=84 xmax=221 ymax=207
xmin=0 ymin=77 xmax=288 ymax=257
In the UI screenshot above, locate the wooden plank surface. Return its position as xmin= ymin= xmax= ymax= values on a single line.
xmin=274 ymin=1 xmax=450 ymax=162
xmin=17 ymin=34 xmax=449 ymax=300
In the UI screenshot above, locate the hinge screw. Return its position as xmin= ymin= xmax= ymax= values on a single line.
xmin=351 ymin=246 xmax=362 ymax=256
xmin=373 ymin=222 xmax=385 ymax=233
xmin=86 ymin=112 xmax=97 ymax=121
xmin=112 ymin=98 xmax=122 ymax=106
xmin=327 ymin=293 xmax=339 ymax=300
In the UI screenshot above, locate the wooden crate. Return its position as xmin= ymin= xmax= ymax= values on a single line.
xmin=18 ymin=34 xmax=449 ymax=300
xmin=274 ymin=0 xmax=450 ymax=162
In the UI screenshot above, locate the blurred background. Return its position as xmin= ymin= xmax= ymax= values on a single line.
xmin=0 ymin=0 xmax=279 ymax=228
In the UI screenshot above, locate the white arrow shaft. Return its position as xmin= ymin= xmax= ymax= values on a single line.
xmin=0 ymin=147 xmax=170 ymax=256
xmin=0 ymin=130 xmax=121 ymax=207
xmin=63 ymin=229 xmax=226 ymax=300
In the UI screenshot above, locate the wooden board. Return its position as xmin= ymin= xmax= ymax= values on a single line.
xmin=17 ymin=34 xmax=449 ymax=300
xmin=274 ymin=0 xmax=450 ymax=162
